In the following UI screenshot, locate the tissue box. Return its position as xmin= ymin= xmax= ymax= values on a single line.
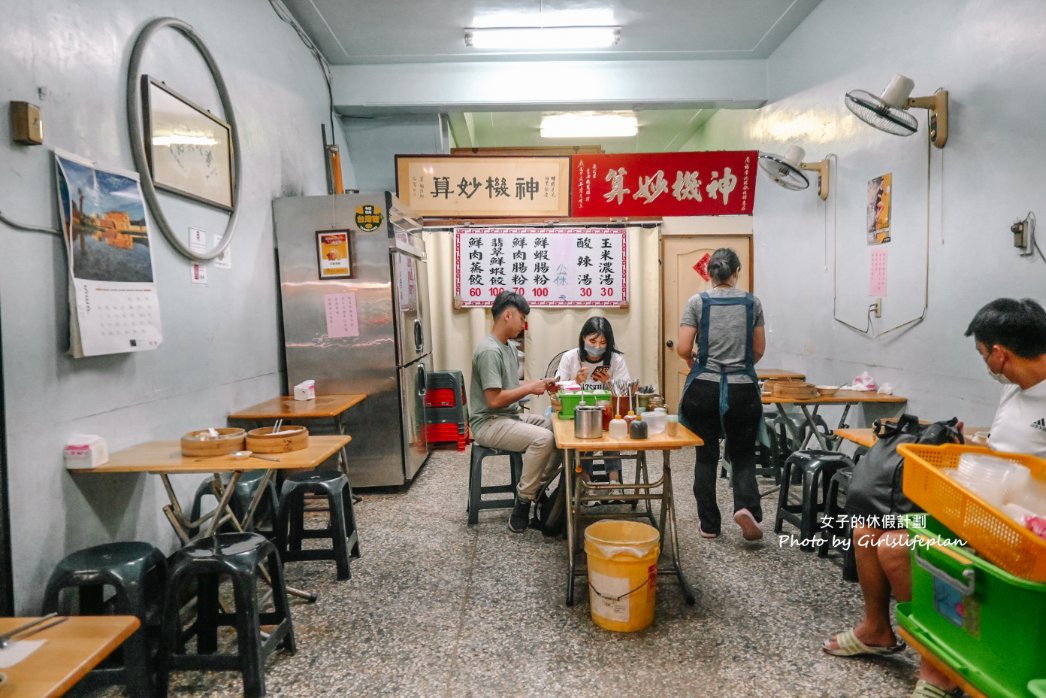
xmin=64 ymin=434 xmax=109 ymax=469
xmin=293 ymin=380 xmax=316 ymax=401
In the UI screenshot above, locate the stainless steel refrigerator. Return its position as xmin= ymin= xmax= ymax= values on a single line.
xmin=273 ymin=192 xmax=432 ymax=487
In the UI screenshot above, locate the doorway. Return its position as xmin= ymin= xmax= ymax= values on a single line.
xmin=660 ymin=234 xmax=753 ymax=411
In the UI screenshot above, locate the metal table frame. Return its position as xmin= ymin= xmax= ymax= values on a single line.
xmin=553 ymin=420 xmax=703 ymax=607
xmin=763 ymin=390 xmax=907 ymax=451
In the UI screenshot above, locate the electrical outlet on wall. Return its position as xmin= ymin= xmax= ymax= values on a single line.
xmin=1011 ymin=213 xmax=1035 ymax=256
xmin=871 ymin=298 xmax=882 ymax=318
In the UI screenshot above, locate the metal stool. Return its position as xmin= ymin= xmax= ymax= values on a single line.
xmin=774 ymin=450 xmax=853 ymax=550
xmin=276 ymin=469 xmax=359 ymax=580
xmin=43 ymin=541 xmax=166 ymax=697
xmin=157 ymin=532 xmax=295 ymax=698
xmin=467 ymin=445 xmax=523 ymax=524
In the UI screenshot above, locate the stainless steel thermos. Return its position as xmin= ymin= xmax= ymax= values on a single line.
xmin=574 ymin=405 xmax=604 ymax=438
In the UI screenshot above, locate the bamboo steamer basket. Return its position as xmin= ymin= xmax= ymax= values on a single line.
xmin=181 ymin=427 xmax=246 ymax=457
xmin=246 ymin=425 xmax=309 ymax=453
xmin=773 ymin=381 xmax=819 ymax=399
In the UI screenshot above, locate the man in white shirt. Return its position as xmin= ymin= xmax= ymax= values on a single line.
xmin=825 ymin=297 xmax=1046 ymax=698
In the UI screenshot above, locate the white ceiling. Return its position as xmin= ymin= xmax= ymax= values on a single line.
xmin=281 ymin=0 xmax=823 ymax=151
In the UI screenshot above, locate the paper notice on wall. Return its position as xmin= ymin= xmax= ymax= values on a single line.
xmin=869 ymin=247 xmax=888 ymax=296
xmin=212 ymin=233 xmax=231 ymax=269
xmin=325 ymin=292 xmax=359 ymax=338
xmin=54 ymin=149 xmax=163 ymax=358
xmin=189 ymin=227 xmax=208 ymax=285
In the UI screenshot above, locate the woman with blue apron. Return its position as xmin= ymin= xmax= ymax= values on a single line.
xmin=676 ymin=248 xmax=767 ymax=541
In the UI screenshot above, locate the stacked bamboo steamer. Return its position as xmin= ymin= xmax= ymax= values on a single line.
xmin=770 ymin=379 xmax=820 ymax=400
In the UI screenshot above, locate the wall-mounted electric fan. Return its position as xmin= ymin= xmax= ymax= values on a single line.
xmin=758 ymin=145 xmax=830 ymax=200
xmin=845 ymin=74 xmax=949 ymax=148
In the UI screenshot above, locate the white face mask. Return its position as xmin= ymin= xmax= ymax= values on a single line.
xmin=584 ymin=343 xmax=606 ymax=358
xmin=987 ymin=366 xmax=1012 ymax=385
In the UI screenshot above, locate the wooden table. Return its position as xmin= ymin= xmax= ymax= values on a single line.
xmin=0 ymin=615 xmax=139 ymax=697
xmin=835 ymin=426 xmax=988 ymax=449
xmin=763 ymin=390 xmax=908 ymax=450
xmin=77 ymin=436 xmax=351 ymax=543
xmin=757 ymin=368 xmax=806 ymax=381
xmin=553 ymin=419 xmax=703 ymax=606
xmin=228 ymin=394 xmax=366 ymax=434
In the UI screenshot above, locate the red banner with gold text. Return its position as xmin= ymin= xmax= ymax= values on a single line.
xmin=571 ymin=151 xmax=757 ymax=217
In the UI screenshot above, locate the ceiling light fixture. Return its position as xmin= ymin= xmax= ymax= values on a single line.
xmin=845 ymin=74 xmax=949 ymax=148
xmin=464 ymin=26 xmax=621 ymax=50
xmin=540 ymin=113 xmax=638 ymax=139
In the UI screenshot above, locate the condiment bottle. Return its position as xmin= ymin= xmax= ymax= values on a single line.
xmin=629 ymin=414 xmax=648 ymax=439
xmin=623 ymin=410 xmax=637 ymax=432
xmin=608 ymin=414 xmax=628 ymax=439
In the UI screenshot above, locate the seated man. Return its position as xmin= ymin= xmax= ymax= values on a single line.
xmin=823 ymin=297 xmax=1046 ymax=698
xmin=469 ymin=291 xmax=562 ymax=533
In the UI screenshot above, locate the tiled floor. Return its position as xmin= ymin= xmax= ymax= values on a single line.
xmin=102 ymin=446 xmax=923 ymax=697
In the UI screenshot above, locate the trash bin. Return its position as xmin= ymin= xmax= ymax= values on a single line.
xmin=584 ymin=520 xmax=660 ymax=632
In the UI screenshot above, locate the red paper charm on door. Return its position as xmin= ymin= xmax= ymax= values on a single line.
xmin=693 ymin=253 xmax=711 ymax=281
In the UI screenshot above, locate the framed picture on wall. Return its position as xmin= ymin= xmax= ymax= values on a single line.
xmin=316 ymin=229 xmax=353 ymax=279
xmin=142 ymin=76 xmax=234 ymax=211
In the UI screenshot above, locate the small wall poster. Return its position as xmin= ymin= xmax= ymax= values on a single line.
xmin=317 ymin=229 xmax=352 ymax=279
xmin=867 ymin=173 xmax=892 ymax=245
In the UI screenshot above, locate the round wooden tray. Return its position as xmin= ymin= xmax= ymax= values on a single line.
xmin=246 ymin=425 xmax=309 ymax=453
xmin=181 ymin=427 xmax=247 ymax=457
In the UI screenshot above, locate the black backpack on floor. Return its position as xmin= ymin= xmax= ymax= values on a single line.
xmin=532 ymin=475 xmax=566 ymax=537
xmin=845 ymin=414 xmax=963 ymax=523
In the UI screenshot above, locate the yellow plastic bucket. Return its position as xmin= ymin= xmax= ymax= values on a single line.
xmin=584 ymin=520 xmax=660 ymax=632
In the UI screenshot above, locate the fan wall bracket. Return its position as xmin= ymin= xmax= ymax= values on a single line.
xmin=907 ymin=89 xmax=948 ymax=148
xmin=799 ymin=160 xmax=830 ymax=200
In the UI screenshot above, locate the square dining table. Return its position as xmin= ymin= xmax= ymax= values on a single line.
xmin=0 ymin=615 xmax=139 ymax=697
xmin=75 ymin=435 xmax=351 ymax=544
xmin=763 ymin=390 xmax=908 ymax=451
xmin=552 ymin=418 xmax=703 ymax=606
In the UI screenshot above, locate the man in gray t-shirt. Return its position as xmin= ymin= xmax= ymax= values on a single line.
xmin=469 ymin=292 xmax=562 ymax=533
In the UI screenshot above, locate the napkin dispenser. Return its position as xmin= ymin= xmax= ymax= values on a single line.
xmin=64 ymin=434 xmax=109 ymax=469
xmin=293 ymin=379 xmax=316 ymax=401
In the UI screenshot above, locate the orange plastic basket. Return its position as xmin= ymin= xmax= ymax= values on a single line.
xmin=899 ymin=442 xmax=1046 ymax=582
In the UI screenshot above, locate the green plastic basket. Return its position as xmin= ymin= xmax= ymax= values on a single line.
xmin=899 ymin=514 xmax=1046 ymax=698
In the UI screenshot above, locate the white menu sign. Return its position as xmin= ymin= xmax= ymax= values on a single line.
xmin=453 ymin=227 xmax=627 ymax=307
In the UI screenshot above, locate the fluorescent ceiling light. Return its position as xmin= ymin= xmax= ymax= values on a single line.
xmin=464 ymin=26 xmax=620 ymax=50
xmin=541 ymin=113 xmax=638 ymax=139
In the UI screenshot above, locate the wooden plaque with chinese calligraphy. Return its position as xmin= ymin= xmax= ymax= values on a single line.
xmin=454 ymin=227 xmax=627 ymax=307
xmin=396 ymin=155 xmax=570 ymax=217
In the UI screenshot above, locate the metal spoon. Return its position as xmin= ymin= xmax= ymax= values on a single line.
xmin=229 ymin=450 xmax=281 ymax=462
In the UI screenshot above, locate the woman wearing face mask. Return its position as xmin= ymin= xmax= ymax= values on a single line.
xmin=556 ymin=317 xmax=631 ymax=501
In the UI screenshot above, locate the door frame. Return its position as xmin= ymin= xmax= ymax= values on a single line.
xmin=659 ymin=231 xmax=754 ymax=411
xmin=0 ymin=295 xmax=12 ymax=614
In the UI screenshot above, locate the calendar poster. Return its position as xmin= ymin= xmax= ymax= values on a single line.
xmin=869 ymin=247 xmax=888 ymax=296
xmin=55 ymin=149 xmax=163 ymax=358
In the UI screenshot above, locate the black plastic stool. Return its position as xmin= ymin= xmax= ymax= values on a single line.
xmin=189 ymin=470 xmax=279 ymax=537
xmin=467 ymin=445 xmax=523 ymax=524
xmin=276 ymin=469 xmax=359 ymax=580
xmin=157 ymin=532 xmax=295 ymax=698
xmin=43 ymin=541 xmax=166 ymax=696
xmin=774 ymin=450 xmax=853 ymax=549
xmin=818 ymin=467 xmax=859 ymax=581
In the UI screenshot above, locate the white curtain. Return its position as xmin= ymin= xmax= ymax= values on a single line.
xmin=423 ymin=226 xmax=662 ymax=415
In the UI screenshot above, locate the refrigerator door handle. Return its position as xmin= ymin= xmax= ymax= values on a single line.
xmin=417 ymin=362 xmax=427 ymax=395
xmin=413 ymin=318 xmax=424 ymax=354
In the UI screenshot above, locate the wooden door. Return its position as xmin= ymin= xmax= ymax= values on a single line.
xmin=661 ymin=235 xmax=753 ymax=412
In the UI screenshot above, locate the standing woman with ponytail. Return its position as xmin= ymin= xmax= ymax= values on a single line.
xmin=676 ymin=248 xmax=766 ymax=541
